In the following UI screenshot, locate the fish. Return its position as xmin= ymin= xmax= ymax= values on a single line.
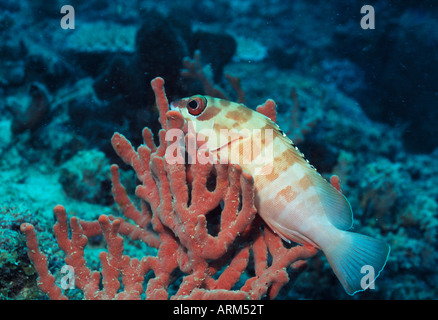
xmin=170 ymin=94 xmax=390 ymax=295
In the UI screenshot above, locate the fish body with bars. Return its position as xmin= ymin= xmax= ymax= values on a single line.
xmin=170 ymin=94 xmax=390 ymax=295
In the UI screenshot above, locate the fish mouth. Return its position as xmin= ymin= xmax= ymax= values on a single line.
xmin=169 ymin=102 xmax=178 ymax=111
xmin=170 ymin=98 xmax=188 ymax=111
xmin=169 ymin=101 xmax=189 ymax=133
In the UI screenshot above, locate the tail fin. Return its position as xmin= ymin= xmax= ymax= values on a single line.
xmin=324 ymin=231 xmax=390 ymax=295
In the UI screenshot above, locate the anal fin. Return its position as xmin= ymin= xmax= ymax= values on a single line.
xmin=266 ymin=218 xmax=319 ymax=247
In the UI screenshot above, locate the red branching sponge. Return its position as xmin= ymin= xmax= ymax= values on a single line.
xmin=21 ymin=77 xmax=318 ymax=300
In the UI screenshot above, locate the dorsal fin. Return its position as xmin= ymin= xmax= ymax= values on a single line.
xmin=252 ymin=108 xmax=314 ymax=167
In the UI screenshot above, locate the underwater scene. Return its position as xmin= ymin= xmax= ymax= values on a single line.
xmin=0 ymin=0 xmax=437 ymax=300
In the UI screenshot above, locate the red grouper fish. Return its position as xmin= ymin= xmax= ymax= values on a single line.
xmin=170 ymin=94 xmax=390 ymax=295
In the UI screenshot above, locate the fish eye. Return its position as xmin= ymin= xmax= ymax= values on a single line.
xmin=186 ymin=95 xmax=207 ymax=116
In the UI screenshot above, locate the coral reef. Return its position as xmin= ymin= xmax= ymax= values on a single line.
xmin=20 ymin=78 xmax=317 ymax=300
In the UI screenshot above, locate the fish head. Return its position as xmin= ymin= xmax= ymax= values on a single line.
xmin=170 ymin=95 xmax=258 ymax=150
xmin=170 ymin=94 xmax=252 ymax=132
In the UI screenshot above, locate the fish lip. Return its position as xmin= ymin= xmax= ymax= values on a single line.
xmin=169 ymin=102 xmax=178 ymax=111
xmin=169 ymin=101 xmax=189 ymax=133
xmin=169 ymin=98 xmax=188 ymax=111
